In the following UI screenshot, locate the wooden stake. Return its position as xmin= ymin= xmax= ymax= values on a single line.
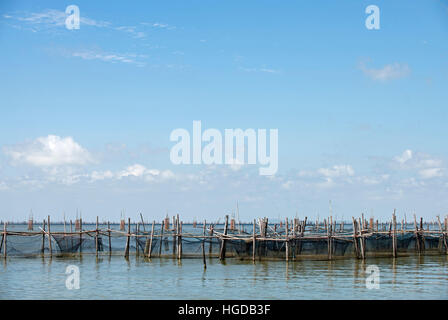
xmin=159 ymin=221 xmax=164 ymax=257
xmin=124 ymin=218 xmax=130 ymax=258
xmin=41 ymin=219 xmax=46 ymax=255
xmin=95 ymin=216 xmax=99 ymax=256
xmin=79 ymin=218 xmax=83 ymax=254
xmin=47 ymin=215 xmax=52 ymax=256
xmin=202 ymin=220 xmax=207 ymax=269
xmin=285 ymin=218 xmax=289 ymax=262
xmin=2 ymin=222 xmax=6 ymax=258
xmin=146 ymin=221 xmax=155 ymax=258
xmin=107 ymin=221 xmax=112 ymax=254
xmin=392 ymin=210 xmax=397 ymax=258
xmin=219 ymin=215 xmax=229 ymax=260
xmin=136 ymin=222 xmax=140 ymax=257
xmin=252 ymin=219 xmax=256 ymax=262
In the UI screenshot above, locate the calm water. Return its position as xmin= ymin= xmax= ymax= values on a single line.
xmin=0 ymin=254 xmax=447 ymax=299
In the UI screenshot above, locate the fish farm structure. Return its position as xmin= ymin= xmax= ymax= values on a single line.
xmin=1 ymin=211 xmax=447 ymax=266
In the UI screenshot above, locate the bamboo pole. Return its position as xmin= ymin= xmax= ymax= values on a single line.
xmin=108 ymin=221 xmax=112 ymax=254
xmin=219 ymin=215 xmax=229 ymax=260
xmin=414 ymin=215 xmax=421 ymax=255
xmin=2 ymin=222 xmax=6 ymax=258
xmin=178 ymin=220 xmax=182 ymax=260
xmin=95 ymin=216 xmax=99 ymax=256
xmin=285 ymin=218 xmax=289 ymax=262
xmin=136 ymin=222 xmax=140 ymax=257
xmin=47 ymin=215 xmax=52 ymax=256
xmin=172 ymin=216 xmax=177 ymax=256
xmin=252 ymin=219 xmax=256 ymax=262
xmin=70 ymin=220 xmax=73 ymax=250
xmin=124 ymin=218 xmax=130 ymax=258
xmin=209 ymin=225 xmax=214 ymax=256
xmin=392 ymin=210 xmax=397 ymax=258
xmin=41 ymin=219 xmax=46 ymax=255
xmin=202 ymin=220 xmax=207 ymax=269
xmin=159 ymin=221 xmax=164 ymax=257
xmin=79 ymin=218 xmax=83 ymax=254
xmin=146 ymin=221 xmax=155 ymax=258
xmin=436 ymin=216 xmax=447 ymax=254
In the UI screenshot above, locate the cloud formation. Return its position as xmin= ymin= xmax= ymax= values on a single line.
xmin=360 ymin=62 xmax=411 ymax=81
xmin=4 ymin=135 xmax=93 ymax=167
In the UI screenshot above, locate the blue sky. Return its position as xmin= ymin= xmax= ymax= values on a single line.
xmin=0 ymin=0 xmax=447 ymax=222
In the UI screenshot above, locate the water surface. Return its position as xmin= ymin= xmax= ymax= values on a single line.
xmin=1 ymin=254 xmax=447 ymax=299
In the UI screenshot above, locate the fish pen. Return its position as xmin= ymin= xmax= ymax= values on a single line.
xmin=1 ymin=213 xmax=447 ymax=265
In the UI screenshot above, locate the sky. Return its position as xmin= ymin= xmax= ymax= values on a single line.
xmin=0 ymin=0 xmax=447 ymax=222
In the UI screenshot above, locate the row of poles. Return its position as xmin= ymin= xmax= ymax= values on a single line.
xmin=1 ymin=213 xmax=448 ymax=264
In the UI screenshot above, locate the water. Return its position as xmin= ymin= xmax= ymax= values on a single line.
xmin=1 ymin=254 xmax=447 ymax=299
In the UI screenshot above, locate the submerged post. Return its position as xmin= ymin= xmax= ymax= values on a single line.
xmin=158 ymin=221 xmax=164 ymax=257
xmin=41 ymin=219 xmax=46 ymax=255
xmin=124 ymin=218 xmax=131 ymax=258
xmin=47 ymin=215 xmax=52 ymax=256
xmin=95 ymin=216 xmax=99 ymax=256
xmin=252 ymin=219 xmax=256 ymax=262
xmin=79 ymin=218 xmax=83 ymax=254
xmin=108 ymin=221 xmax=112 ymax=254
xmin=146 ymin=221 xmax=155 ymax=258
xmin=219 ymin=215 xmax=229 ymax=261
xmin=2 ymin=222 xmax=6 ymax=258
xmin=392 ymin=210 xmax=397 ymax=258
xmin=202 ymin=220 xmax=207 ymax=269
xmin=285 ymin=218 xmax=289 ymax=262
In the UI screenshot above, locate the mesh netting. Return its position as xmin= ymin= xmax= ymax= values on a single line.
xmin=0 ymin=224 xmax=446 ymax=259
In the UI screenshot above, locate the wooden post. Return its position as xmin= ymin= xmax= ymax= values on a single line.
xmin=178 ymin=221 xmax=182 ymax=260
xmin=420 ymin=217 xmax=425 ymax=251
xmin=352 ymin=218 xmax=359 ymax=258
xmin=107 ymin=221 xmax=112 ymax=254
xmin=146 ymin=221 xmax=155 ymax=258
xmin=359 ymin=218 xmax=365 ymax=260
xmin=124 ymin=218 xmax=130 ymax=258
xmin=47 ymin=215 xmax=52 ymax=256
xmin=414 ymin=215 xmax=421 ymax=255
xmin=79 ymin=218 xmax=83 ymax=254
xmin=209 ymin=225 xmax=214 ymax=256
xmin=70 ymin=220 xmax=73 ymax=250
xmin=159 ymin=221 xmax=164 ymax=257
xmin=2 ymin=222 xmax=6 ymax=258
xmin=41 ymin=219 xmax=46 ymax=255
xmin=392 ymin=210 xmax=397 ymax=258
xmin=285 ymin=218 xmax=289 ymax=262
xmin=327 ymin=218 xmax=332 ymax=260
xmin=95 ymin=216 xmax=99 ymax=256
xmin=202 ymin=220 xmax=207 ymax=269
xmin=219 ymin=215 xmax=229 ymax=260
xmin=136 ymin=222 xmax=140 ymax=257
xmin=252 ymin=219 xmax=256 ymax=262
xmin=436 ymin=216 xmax=447 ymax=254
xmin=172 ymin=216 xmax=177 ymax=256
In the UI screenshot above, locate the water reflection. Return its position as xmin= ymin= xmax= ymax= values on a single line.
xmin=0 ymin=254 xmax=447 ymax=299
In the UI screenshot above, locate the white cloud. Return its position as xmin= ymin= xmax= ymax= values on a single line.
xmin=394 ymin=149 xmax=413 ymax=165
xmin=317 ymin=165 xmax=355 ymax=178
xmin=393 ymin=150 xmax=445 ymax=179
xmin=4 ymin=135 xmax=93 ymax=167
xmin=419 ymin=168 xmax=444 ymax=179
xmin=360 ymin=62 xmax=410 ymax=81
xmin=70 ymin=50 xmax=147 ymax=67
